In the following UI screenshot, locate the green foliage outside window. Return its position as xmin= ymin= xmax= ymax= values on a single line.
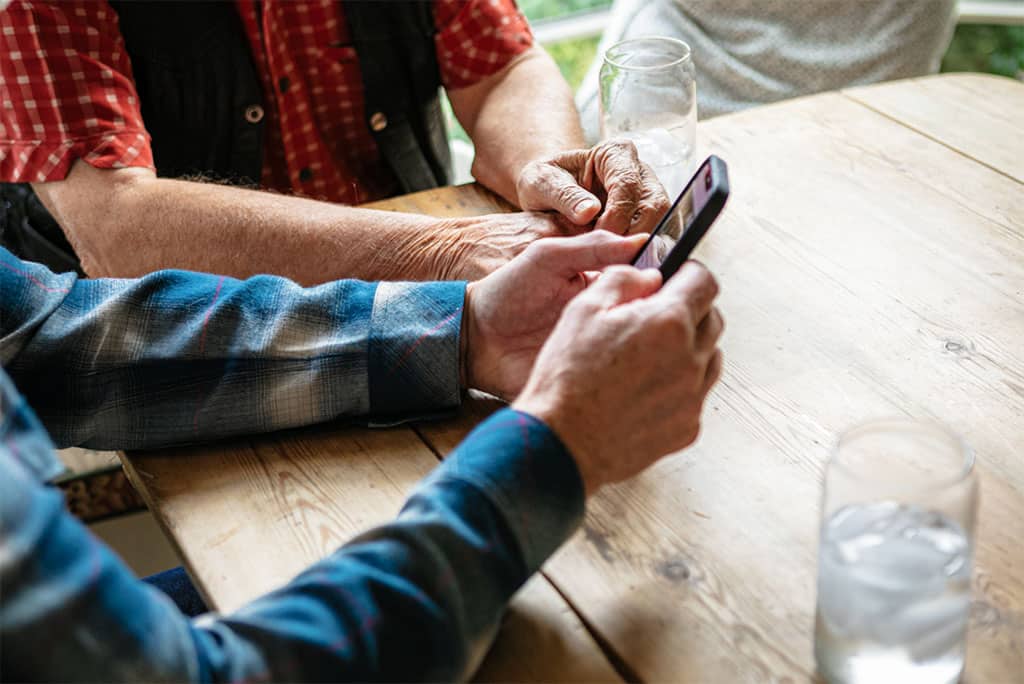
xmin=445 ymin=3 xmax=1023 ymax=146
xmin=518 ymin=0 xmax=611 ymax=22
xmin=942 ymin=24 xmax=1024 ymax=79
xmin=517 ymin=0 xmax=1024 ymax=83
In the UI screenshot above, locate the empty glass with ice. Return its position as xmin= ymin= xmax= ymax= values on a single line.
xmin=815 ymin=419 xmax=978 ymax=684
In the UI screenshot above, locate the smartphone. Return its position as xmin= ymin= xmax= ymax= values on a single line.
xmin=631 ymin=155 xmax=729 ymax=280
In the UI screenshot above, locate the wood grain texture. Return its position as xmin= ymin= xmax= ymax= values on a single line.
xmin=123 ymin=179 xmax=620 ymax=681
xmin=842 ymin=73 xmax=1024 ymax=184
xmin=122 ymin=73 xmax=1023 ymax=682
xmin=122 ymin=420 xmax=621 ymax=682
xmin=413 ymin=76 xmax=1024 ymax=682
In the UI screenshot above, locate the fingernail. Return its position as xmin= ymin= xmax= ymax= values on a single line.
xmin=574 ymin=198 xmax=598 ymax=215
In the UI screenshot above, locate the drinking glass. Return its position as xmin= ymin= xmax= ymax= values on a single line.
xmin=599 ymin=36 xmax=697 ymax=198
xmin=815 ymin=419 xmax=979 ymax=684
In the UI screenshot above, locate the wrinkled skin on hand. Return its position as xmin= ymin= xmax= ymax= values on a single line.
xmin=513 ymin=262 xmax=724 ymax=495
xmin=515 ymin=138 xmax=672 ymax=236
xmin=462 ymin=230 xmax=649 ymax=399
xmin=424 ymin=211 xmax=587 ymax=281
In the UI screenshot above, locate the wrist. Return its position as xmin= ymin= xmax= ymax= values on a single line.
xmin=405 ymin=218 xmax=467 ymax=281
xmin=434 ymin=217 xmax=482 ymax=281
xmin=513 ymin=389 xmax=598 ymax=496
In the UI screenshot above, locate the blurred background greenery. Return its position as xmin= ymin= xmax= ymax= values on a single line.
xmin=446 ymin=2 xmax=1023 ymax=144
xmin=519 ymin=0 xmax=1024 ymax=90
xmin=942 ymin=24 xmax=1024 ymax=77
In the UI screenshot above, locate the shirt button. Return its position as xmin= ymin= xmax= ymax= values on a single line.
xmin=369 ymin=111 xmax=388 ymax=131
xmin=278 ymin=77 xmax=290 ymax=94
xmin=244 ymin=104 xmax=264 ymax=124
xmin=299 ymin=167 xmax=313 ymax=182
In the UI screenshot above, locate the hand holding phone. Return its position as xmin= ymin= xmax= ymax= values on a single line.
xmin=631 ymin=155 xmax=729 ymax=280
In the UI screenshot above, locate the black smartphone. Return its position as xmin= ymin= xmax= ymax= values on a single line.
xmin=631 ymin=155 xmax=729 ymax=280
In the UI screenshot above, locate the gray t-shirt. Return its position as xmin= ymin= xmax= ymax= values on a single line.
xmin=577 ymin=0 xmax=956 ymax=140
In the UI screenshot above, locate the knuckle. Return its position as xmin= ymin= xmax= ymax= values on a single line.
xmin=681 ymin=420 xmax=701 ymax=446
xmin=655 ymin=309 xmax=695 ymax=343
xmin=616 ymin=169 xmax=643 ymax=188
xmin=681 ymin=351 xmax=702 ymax=377
xmin=607 ymin=138 xmax=638 ymax=157
xmin=634 ymin=199 xmax=662 ymax=218
xmin=689 ymin=270 xmax=720 ymax=302
xmin=581 ymin=228 xmax=616 ymax=246
xmin=603 ymin=264 xmax=635 ymax=282
xmin=704 ymin=275 xmax=721 ymax=302
xmin=711 ymin=309 xmax=726 ymax=337
xmin=651 ymin=192 xmax=672 ymax=214
xmin=522 ymin=236 xmax=550 ymax=259
xmin=517 ymin=162 xmax=545 ymax=187
xmin=606 ymin=194 xmax=639 ymax=215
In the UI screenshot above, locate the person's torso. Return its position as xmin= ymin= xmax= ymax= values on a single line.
xmin=115 ymin=0 xmax=447 ymax=203
xmin=646 ymin=0 xmax=957 ymax=118
xmin=1 ymin=0 xmax=450 ymax=274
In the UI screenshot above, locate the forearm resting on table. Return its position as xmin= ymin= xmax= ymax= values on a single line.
xmin=0 ymin=409 xmax=584 ymax=682
xmin=32 ymin=161 xmax=455 ymax=285
xmin=0 ymin=250 xmax=464 ymax=450
xmin=449 ymin=45 xmax=586 ymax=206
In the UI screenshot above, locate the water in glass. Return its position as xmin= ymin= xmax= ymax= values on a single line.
xmin=815 ymin=502 xmax=971 ymax=684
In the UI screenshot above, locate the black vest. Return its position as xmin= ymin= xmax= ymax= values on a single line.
xmin=0 ymin=1 xmax=450 ymax=274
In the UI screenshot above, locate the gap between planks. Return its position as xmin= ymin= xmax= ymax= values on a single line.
xmin=118 ymin=450 xmax=221 ymax=610
xmin=839 ymin=90 xmax=1024 ymax=189
xmin=410 ymin=423 xmax=641 ymax=684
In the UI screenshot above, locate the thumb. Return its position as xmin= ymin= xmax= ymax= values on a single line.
xmin=522 ymin=164 xmax=602 ymax=224
xmin=577 ymin=264 xmax=663 ymax=309
xmin=533 ymin=230 xmax=649 ymax=276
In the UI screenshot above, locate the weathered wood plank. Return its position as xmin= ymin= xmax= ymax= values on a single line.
xmin=122 ymin=74 xmax=1024 ymax=682
xmin=842 ymin=73 xmax=1024 ymax=184
xmin=413 ymin=84 xmax=1024 ymax=681
xmin=122 ymin=421 xmax=621 ymax=682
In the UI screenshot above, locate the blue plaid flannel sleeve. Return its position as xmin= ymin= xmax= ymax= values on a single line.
xmin=0 ymin=377 xmax=585 ymax=681
xmin=0 ymin=247 xmax=588 ymax=680
xmin=0 ymin=247 xmax=464 ymax=449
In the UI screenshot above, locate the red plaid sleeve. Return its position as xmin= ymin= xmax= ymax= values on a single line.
xmin=0 ymin=0 xmax=153 ymax=183
xmin=434 ymin=0 xmax=534 ymax=90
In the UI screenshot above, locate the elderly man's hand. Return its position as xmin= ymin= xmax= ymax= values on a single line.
xmin=514 ymin=262 xmax=724 ymax=495
xmin=515 ymin=139 xmax=671 ymax=236
xmin=430 ymin=211 xmax=586 ymax=281
xmin=462 ymin=230 xmax=648 ymax=399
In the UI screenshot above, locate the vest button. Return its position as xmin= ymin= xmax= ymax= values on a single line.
xmin=370 ymin=111 xmax=388 ymax=132
xmin=244 ymin=105 xmax=265 ymax=124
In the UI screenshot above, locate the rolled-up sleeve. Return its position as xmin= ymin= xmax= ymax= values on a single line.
xmin=0 ymin=248 xmax=465 ymax=450
xmin=433 ymin=0 xmax=534 ymax=89
xmin=0 ymin=1 xmax=154 ymax=182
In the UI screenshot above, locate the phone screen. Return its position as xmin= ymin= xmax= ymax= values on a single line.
xmin=633 ymin=160 xmax=716 ymax=270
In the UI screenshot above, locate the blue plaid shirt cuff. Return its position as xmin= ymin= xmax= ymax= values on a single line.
xmin=368 ymin=281 xmax=464 ymax=422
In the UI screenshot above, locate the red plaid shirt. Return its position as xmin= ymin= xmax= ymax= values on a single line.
xmin=0 ymin=0 xmax=533 ymax=204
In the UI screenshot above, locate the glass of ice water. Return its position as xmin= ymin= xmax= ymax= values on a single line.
xmin=815 ymin=419 xmax=979 ymax=684
xmin=599 ymin=36 xmax=697 ymax=200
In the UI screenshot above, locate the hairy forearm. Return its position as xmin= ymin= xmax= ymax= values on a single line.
xmin=450 ymin=46 xmax=586 ymax=206
xmin=34 ymin=162 xmax=459 ymax=285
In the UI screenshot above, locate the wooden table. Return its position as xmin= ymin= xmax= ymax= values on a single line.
xmin=123 ymin=73 xmax=1024 ymax=682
